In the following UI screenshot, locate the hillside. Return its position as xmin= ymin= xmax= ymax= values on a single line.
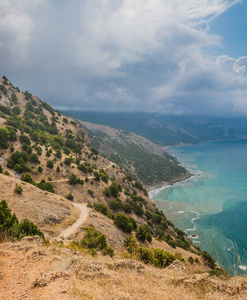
xmin=78 ymin=121 xmax=189 ymax=186
xmin=0 ymin=76 xmax=247 ymax=299
xmin=67 ymin=111 xmax=247 ymax=146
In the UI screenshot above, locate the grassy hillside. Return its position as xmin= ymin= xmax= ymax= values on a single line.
xmin=0 ymin=75 xmax=197 ymax=256
xmin=67 ymin=111 xmax=247 ymax=146
xmin=79 ymin=121 xmax=189 ymax=185
xmin=1 ymin=76 xmax=247 ymax=299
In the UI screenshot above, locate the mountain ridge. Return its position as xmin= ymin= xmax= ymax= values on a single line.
xmin=0 ymin=76 xmax=247 ymax=299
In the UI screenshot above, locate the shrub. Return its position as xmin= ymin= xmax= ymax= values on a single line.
xmin=0 ymin=165 xmax=2 ymax=173
xmin=69 ymin=173 xmax=78 ymax=184
xmin=12 ymin=106 xmax=21 ymax=115
xmin=0 ymin=200 xmax=44 ymax=241
xmin=188 ymin=256 xmax=194 ymax=264
xmin=134 ymin=181 xmax=143 ymax=190
xmin=133 ymin=202 xmax=144 ymax=216
xmin=144 ymin=210 xmax=152 ymax=220
xmin=38 ymin=166 xmax=43 ymax=173
xmin=21 ymin=173 xmax=33 ymax=183
xmin=201 ymin=251 xmax=216 ymax=269
xmin=103 ymin=187 xmax=111 ymax=197
xmin=136 ymin=225 xmax=152 ymax=243
xmin=152 ymin=213 xmax=162 ymax=224
xmin=66 ymin=193 xmax=74 ymax=201
xmin=12 ymin=218 xmax=44 ymax=240
xmin=164 ymin=234 xmax=176 ymax=248
xmin=155 ymin=224 xmax=165 ymax=239
xmin=124 ymin=236 xmax=183 ymax=268
xmin=109 ymin=182 xmax=119 ymax=197
xmin=46 ymin=160 xmax=53 ymax=169
xmin=29 ymin=153 xmax=40 ymax=164
xmin=88 ymin=189 xmax=93 ymax=196
xmin=20 ymin=134 xmax=31 ymax=145
xmin=62 ymin=146 xmax=70 ymax=155
xmin=77 ymin=164 xmax=87 ymax=173
xmin=0 ymin=127 xmax=9 ymax=148
xmin=64 ymin=157 xmax=73 ymax=165
xmin=91 ymin=147 xmax=99 ymax=155
xmin=123 ymin=203 xmax=132 ymax=214
xmin=14 ymin=183 xmax=23 ymax=194
xmin=93 ymin=203 xmax=109 ymax=215
xmin=109 ymin=198 xmax=122 ymax=210
xmin=77 ymin=227 xmax=114 ymax=257
xmin=114 ymin=213 xmax=135 ymax=233
xmin=36 ymin=180 xmax=54 ymax=193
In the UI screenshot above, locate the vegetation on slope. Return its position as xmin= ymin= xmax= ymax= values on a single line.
xmin=68 ymin=111 xmax=247 ymax=146
xmin=80 ymin=125 xmax=187 ymax=185
xmin=0 ymin=75 xmax=216 ymax=273
xmin=0 ymin=199 xmax=44 ymax=241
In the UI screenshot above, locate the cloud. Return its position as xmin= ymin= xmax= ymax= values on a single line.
xmin=0 ymin=0 xmax=246 ymax=116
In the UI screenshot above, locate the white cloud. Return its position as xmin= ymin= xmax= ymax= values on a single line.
xmin=0 ymin=0 xmax=246 ymax=115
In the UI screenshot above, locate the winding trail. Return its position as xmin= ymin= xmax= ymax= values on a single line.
xmin=59 ymin=203 xmax=88 ymax=239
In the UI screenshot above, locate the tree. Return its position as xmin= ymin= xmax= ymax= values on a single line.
xmin=114 ymin=213 xmax=135 ymax=233
xmin=69 ymin=173 xmax=78 ymax=184
xmin=109 ymin=198 xmax=123 ymax=210
xmin=0 ymin=127 xmax=9 ymax=148
xmin=136 ymin=225 xmax=152 ymax=243
xmin=47 ymin=160 xmax=53 ymax=169
xmin=20 ymin=134 xmax=31 ymax=145
xmin=109 ymin=182 xmax=119 ymax=197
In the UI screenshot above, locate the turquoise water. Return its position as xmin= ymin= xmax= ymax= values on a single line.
xmin=150 ymin=140 xmax=247 ymax=276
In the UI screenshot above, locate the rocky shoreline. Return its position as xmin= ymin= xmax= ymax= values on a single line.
xmin=147 ymin=171 xmax=191 ymax=192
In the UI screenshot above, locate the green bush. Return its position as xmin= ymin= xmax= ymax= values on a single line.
xmin=123 ymin=203 xmax=132 ymax=214
xmin=114 ymin=212 xmax=135 ymax=233
xmin=109 ymin=182 xmax=119 ymax=197
xmin=12 ymin=218 xmax=44 ymax=240
xmin=88 ymin=189 xmax=93 ymax=196
xmin=109 ymin=198 xmax=122 ymax=210
xmin=36 ymin=180 xmax=54 ymax=193
xmin=136 ymin=225 xmax=152 ymax=243
xmin=103 ymin=187 xmax=111 ymax=197
xmin=14 ymin=183 xmax=23 ymax=194
xmin=21 ymin=173 xmax=33 ymax=183
xmin=66 ymin=193 xmax=74 ymax=201
xmin=12 ymin=106 xmax=21 ymax=115
xmin=68 ymin=173 xmax=78 ymax=184
xmin=133 ymin=202 xmax=144 ymax=216
xmin=93 ymin=203 xmax=109 ymax=216
xmin=20 ymin=134 xmax=31 ymax=145
xmin=0 ymin=127 xmax=9 ymax=148
xmin=46 ymin=160 xmax=54 ymax=169
xmin=74 ymin=227 xmax=114 ymax=257
xmin=144 ymin=210 xmax=152 ymax=220
xmin=29 ymin=153 xmax=40 ymax=164
xmin=201 ymin=251 xmax=216 ymax=269
xmin=124 ymin=236 xmax=183 ymax=268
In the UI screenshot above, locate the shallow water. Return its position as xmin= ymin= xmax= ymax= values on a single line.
xmin=150 ymin=140 xmax=247 ymax=276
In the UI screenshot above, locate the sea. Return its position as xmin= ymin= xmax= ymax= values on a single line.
xmin=149 ymin=140 xmax=247 ymax=276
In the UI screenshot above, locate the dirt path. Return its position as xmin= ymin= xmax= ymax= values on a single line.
xmin=59 ymin=203 xmax=88 ymax=239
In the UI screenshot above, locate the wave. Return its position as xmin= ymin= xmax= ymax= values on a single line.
xmin=239 ymin=265 xmax=247 ymax=271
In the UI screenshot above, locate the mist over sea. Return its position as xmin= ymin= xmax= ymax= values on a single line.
xmin=150 ymin=140 xmax=247 ymax=276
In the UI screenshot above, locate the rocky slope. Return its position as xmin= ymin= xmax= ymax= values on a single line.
xmin=0 ymin=76 xmax=247 ymax=299
xmin=78 ymin=120 xmax=189 ymax=186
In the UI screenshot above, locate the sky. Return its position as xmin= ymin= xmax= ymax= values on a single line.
xmin=0 ymin=0 xmax=247 ymax=116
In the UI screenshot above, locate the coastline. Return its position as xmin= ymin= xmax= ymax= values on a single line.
xmin=147 ymin=171 xmax=191 ymax=192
